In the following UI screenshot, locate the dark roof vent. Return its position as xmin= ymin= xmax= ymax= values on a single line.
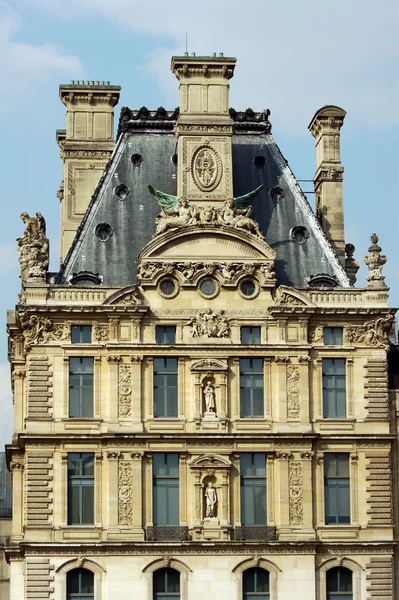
xmin=290 ymin=226 xmax=309 ymax=245
xmin=114 ymin=184 xmax=131 ymax=201
xmin=70 ymin=271 xmax=102 ymax=286
xmin=95 ymin=223 xmax=113 ymax=242
xmin=253 ymin=156 xmax=265 ymax=169
xmin=131 ymin=153 xmax=143 ymax=167
xmin=308 ymin=273 xmax=339 ymax=288
xmin=270 ymin=186 xmax=285 ymax=204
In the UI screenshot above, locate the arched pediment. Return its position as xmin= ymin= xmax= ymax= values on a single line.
xmin=103 ymin=285 xmax=143 ymax=306
xmin=189 ymin=454 xmax=231 ymax=469
xmin=139 ymin=226 xmax=276 ymax=262
xmin=274 ymin=286 xmax=315 ymax=307
xmin=190 ymin=358 xmax=228 ymax=371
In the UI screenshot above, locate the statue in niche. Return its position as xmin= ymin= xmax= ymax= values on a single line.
xmin=17 ymin=212 xmax=49 ymax=283
xmin=203 ymin=380 xmax=216 ymax=414
xmin=204 ymin=482 xmax=217 ymax=518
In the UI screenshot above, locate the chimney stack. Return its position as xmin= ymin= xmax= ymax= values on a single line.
xmin=171 ymin=54 xmax=236 ymax=204
xmin=57 ymin=81 xmax=121 ymax=262
xmin=308 ymin=106 xmax=346 ymax=266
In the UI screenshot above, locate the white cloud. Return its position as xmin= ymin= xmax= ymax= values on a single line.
xmin=0 ymin=362 xmax=13 ymax=450
xmin=0 ymin=3 xmax=83 ymax=111
xmin=16 ymin=0 xmax=399 ymax=132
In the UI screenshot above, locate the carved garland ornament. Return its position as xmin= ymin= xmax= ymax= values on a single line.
xmin=289 ymin=461 xmax=303 ymax=525
xmin=287 ymin=364 xmax=300 ymax=419
xmin=345 ymin=314 xmax=394 ymax=348
xmin=118 ymin=461 xmax=133 ymax=525
xmin=191 ymin=145 xmax=223 ymax=192
xmin=138 ymin=261 xmax=275 ymax=284
xmin=19 ymin=312 xmax=69 ymax=346
xmin=118 ymin=364 xmax=132 ymax=417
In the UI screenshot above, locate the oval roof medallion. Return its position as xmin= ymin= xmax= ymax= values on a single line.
xmin=191 ymin=145 xmax=223 ymax=192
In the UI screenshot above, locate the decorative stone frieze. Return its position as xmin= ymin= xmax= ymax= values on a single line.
xmin=25 ymin=452 xmax=53 ymax=527
xmin=93 ymin=323 xmax=109 ymax=342
xmin=186 ymin=309 xmax=229 ymax=338
xmin=287 ymin=364 xmax=300 ymax=419
xmin=27 ymin=355 xmax=52 ymax=418
xmin=20 ymin=313 xmax=69 ymax=346
xmin=138 ymin=259 xmax=275 ymax=286
xmin=345 ymin=314 xmax=394 ymax=348
xmin=118 ymin=460 xmax=133 ymax=525
xmin=288 ymin=461 xmax=303 ymax=525
xmin=364 ymin=359 xmax=389 ymax=420
xmin=118 ymin=363 xmax=132 ymax=418
xmin=365 ymin=452 xmax=392 ymax=526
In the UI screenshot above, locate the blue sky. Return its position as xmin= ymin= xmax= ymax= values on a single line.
xmin=0 ymin=0 xmax=398 ymax=447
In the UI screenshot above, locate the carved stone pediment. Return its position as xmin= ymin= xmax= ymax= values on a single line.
xmin=103 ymin=285 xmax=143 ymax=306
xmin=190 ymin=454 xmax=231 ymax=469
xmin=273 ymin=286 xmax=314 ymax=307
xmin=190 ymin=358 xmax=228 ymax=371
xmin=138 ymin=227 xmax=276 ymax=263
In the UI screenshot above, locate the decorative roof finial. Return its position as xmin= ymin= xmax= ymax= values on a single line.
xmin=344 ymin=243 xmax=360 ymax=286
xmin=364 ymin=233 xmax=387 ymax=288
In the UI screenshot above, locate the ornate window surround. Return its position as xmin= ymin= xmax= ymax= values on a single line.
xmin=232 ymin=557 xmax=280 ymax=599
xmin=316 ymin=557 xmax=363 ymax=600
xmin=143 ymin=557 xmax=192 ymax=600
xmin=55 ymin=558 xmax=106 ymax=600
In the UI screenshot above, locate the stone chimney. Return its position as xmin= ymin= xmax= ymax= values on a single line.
xmin=171 ymin=53 xmax=236 ymax=204
xmin=308 ymin=106 xmax=346 ymax=266
xmin=57 ymin=80 xmax=121 ymax=262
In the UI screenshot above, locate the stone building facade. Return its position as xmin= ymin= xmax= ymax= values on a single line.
xmin=4 ymin=54 xmax=397 ymax=600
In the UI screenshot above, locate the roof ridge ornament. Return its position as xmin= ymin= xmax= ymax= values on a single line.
xmin=148 ymin=184 xmax=264 ymax=238
xmin=364 ymin=233 xmax=387 ymax=289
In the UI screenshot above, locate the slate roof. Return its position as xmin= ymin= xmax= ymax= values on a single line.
xmin=58 ymin=108 xmax=349 ymax=288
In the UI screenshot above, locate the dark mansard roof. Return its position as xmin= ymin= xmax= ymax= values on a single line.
xmin=57 ymin=107 xmax=348 ymax=287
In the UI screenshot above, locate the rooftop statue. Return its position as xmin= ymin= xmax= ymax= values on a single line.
xmin=148 ymin=184 xmax=264 ymax=237
xmin=17 ymin=212 xmax=49 ymax=284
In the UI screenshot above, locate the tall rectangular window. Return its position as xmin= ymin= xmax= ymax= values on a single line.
xmin=156 ymin=326 xmax=176 ymax=345
xmin=240 ymin=358 xmax=264 ymax=417
xmin=69 ymin=357 xmax=94 ymax=418
xmin=71 ymin=326 xmax=92 ymax=344
xmin=154 ymin=358 xmax=178 ymax=418
xmin=324 ymin=453 xmax=350 ymax=524
xmin=241 ymin=326 xmax=261 ymax=345
xmin=240 ymin=453 xmax=266 ymax=525
xmin=67 ymin=453 xmax=94 ymax=525
xmin=323 ymin=327 xmax=343 ymax=346
xmin=322 ymin=358 xmax=346 ymax=418
xmin=153 ymin=453 xmax=179 ymax=526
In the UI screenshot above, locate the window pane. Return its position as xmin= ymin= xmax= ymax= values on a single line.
xmin=68 ymin=484 xmax=81 ymax=524
xmin=82 ymin=454 xmax=94 ymax=476
xmin=241 ymin=327 xmax=261 ymax=345
xmin=254 ymin=483 xmax=266 ymax=524
xmin=255 ymin=568 xmax=270 ymax=592
xmin=156 ymin=326 xmax=176 ymax=344
xmin=336 ymin=454 xmax=349 ymax=477
xmin=338 ymin=484 xmax=350 ymax=523
xmin=252 ymin=358 xmax=263 ymax=372
xmin=324 ymin=327 xmax=343 ymax=345
xmin=166 ymin=453 xmax=179 ymax=476
xmin=67 ymin=569 xmax=80 ymax=593
xmin=81 ymin=569 xmax=94 ymax=593
xmin=253 ymin=453 xmax=266 ymax=477
xmin=71 ymin=326 xmax=92 ymax=344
